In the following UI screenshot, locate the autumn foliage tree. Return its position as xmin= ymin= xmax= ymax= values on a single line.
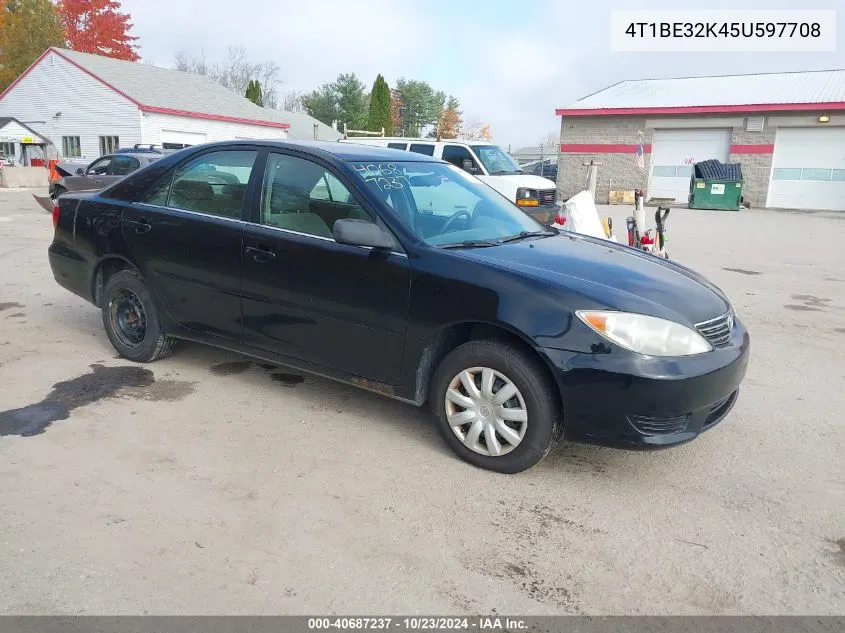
xmin=437 ymin=96 xmax=462 ymax=139
xmin=57 ymin=0 xmax=139 ymax=61
xmin=0 ymin=0 xmax=65 ymax=89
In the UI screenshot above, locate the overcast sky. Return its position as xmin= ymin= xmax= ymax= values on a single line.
xmin=122 ymin=0 xmax=844 ymax=148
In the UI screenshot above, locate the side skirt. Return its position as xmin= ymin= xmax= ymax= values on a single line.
xmin=165 ymin=326 xmax=421 ymax=407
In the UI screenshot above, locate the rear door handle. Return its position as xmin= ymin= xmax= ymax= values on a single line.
xmin=245 ymin=246 xmax=276 ymax=263
xmin=125 ymin=219 xmax=152 ymax=235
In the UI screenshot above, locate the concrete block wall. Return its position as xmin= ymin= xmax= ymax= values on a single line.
xmin=0 ymin=166 xmax=49 ymax=188
xmin=728 ymin=118 xmax=777 ymax=208
xmin=557 ymin=116 xmax=652 ymax=203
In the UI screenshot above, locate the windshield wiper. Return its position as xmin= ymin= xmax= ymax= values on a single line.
xmin=499 ymin=230 xmax=555 ymax=244
xmin=438 ymin=239 xmax=502 ymax=249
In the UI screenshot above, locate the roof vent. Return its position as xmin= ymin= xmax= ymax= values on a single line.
xmin=746 ymin=116 xmax=765 ymax=133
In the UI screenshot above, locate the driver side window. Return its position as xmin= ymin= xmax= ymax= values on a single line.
xmin=87 ymin=157 xmax=112 ymax=175
xmin=260 ymin=153 xmax=372 ymax=239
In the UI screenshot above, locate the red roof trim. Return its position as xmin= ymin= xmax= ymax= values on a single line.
xmin=556 ymin=102 xmax=845 ymax=116
xmin=1 ymin=47 xmax=289 ymax=130
xmin=730 ymin=144 xmax=774 ymax=154
xmin=0 ymin=48 xmax=56 ymax=101
xmin=561 ymin=143 xmax=652 ymax=153
xmin=140 ymin=105 xmax=290 ymax=129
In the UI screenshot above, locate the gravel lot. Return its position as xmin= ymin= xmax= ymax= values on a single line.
xmin=1 ymin=189 xmax=844 ymax=615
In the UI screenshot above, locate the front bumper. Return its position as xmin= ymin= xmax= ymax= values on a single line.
xmin=544 ymin=325 xmax=750 ymax=449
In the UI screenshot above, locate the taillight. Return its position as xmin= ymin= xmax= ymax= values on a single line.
xmin=555 ymin=212 xmax=566 ymax=226
xmin=52 ymin=205 xmax=60 ymax=228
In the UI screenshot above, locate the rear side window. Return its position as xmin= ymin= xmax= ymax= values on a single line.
xmin=140 ymin=150 xmax=257 ymax=219
xmin=409 ymin=144 xmax=434 ymax=156
xmin=387 ymin=143 xmax=408 ymax=150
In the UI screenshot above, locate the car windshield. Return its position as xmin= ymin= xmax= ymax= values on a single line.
xmin=350 ymin=161 xmax=552 ymax=247
xmin=471 ymin=145 xmax=522 ymax=175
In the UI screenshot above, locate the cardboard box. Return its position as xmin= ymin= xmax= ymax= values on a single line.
xmin=608 ymin=190 xmax=635 ymax=205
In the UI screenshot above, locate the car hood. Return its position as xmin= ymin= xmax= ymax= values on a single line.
xmin=480 ymin=173 xmax=556 ymax=189
xmin=455 ymin=233 xmax=730 ymax=325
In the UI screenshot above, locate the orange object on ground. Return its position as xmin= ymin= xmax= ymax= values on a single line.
xmin=48 ymin=159 xmax=60 ymax=181
xmin=30 ymin=158 xmax=45 ymax=167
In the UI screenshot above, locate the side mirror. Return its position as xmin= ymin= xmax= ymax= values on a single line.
xmin=333 ymin=219 xmax=394 ymax=250
xmin=461 ymin=159 xmax=478 ymax=174
xmin=76 ymin=168 xmax=84 ymax=175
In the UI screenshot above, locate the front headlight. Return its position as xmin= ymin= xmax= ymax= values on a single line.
xmin=576 ymin=310 xmax=712 ymax=356
xmin=515 ymin=188 xmax=539 ymax=206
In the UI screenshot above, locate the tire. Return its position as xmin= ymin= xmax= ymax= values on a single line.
xmin=101 ymin=269 xmax=174 ymax=362
xmin=429 ymin=339 xmax=562 ymax=474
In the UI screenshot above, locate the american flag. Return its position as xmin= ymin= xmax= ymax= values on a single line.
xmin=634 ymin=142 xmax=645 ymax=170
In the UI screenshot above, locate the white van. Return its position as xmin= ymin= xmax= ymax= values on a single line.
xmin=339 ymin=137 xmax=560 ymax=221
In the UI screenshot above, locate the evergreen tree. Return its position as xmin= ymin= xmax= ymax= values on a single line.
xmin=367 ymin=74 xmax=392 ymax=135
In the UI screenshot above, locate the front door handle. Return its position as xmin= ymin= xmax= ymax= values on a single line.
xmin=125 ymin=219 xmax=152 ymax=235
xmin=245 ymin=246 xmax=276 ymax=263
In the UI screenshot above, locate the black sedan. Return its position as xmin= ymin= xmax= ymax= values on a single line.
xmin=47 ymin=141 xmax=750 ymax=473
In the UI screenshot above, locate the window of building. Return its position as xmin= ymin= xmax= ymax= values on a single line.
xmin=99 ymin=135 xmax=120 ymax=155
xmin=409 ymin=143 xmax=435 ymax=156
xmin=61 ymin=136 xmax=81 ymax=157
xmin=0 ymin=142 xmax=15 ymax=157
xmin=801 ymin=168 xmax=832 ymax=182
xmin=260 ymin=153 xmax=371 ymax=238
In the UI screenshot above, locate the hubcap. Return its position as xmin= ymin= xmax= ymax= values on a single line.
xmin=444 ymin=367 xmax=528 ymax=457
xmin=109 ymin=289 xmax=147 ymax=348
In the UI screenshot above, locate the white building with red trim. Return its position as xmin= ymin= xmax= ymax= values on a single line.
xmin=556 ymin=69 xmax=845 ymax=211
xmin=0 ymin=47 xmax=306 ymax=162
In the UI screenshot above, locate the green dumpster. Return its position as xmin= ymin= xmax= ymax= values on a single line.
xmin=688 ymin=160 xmax=744 ymax=211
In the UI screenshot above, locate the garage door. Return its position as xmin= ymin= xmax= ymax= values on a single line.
xmin=767 ymin=128 xmax=845 ymax=211
xmin=161 ymin=129 xmax=207 ymax=150
xmin=649 ymin=129 xmax=732 ymax=202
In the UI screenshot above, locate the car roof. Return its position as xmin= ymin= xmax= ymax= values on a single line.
xmin=109 ymin=152 xmax=160 ymax=161
xmin=184 ymin=140 xmax=443 ymax=163
xmin=342 ymin=137 xmax=497 ymax=148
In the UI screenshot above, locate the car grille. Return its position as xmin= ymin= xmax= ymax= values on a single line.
xmin=539 ymin=189 xmax=556 ymax=206
xmin=627 ymin=414 xmax=690 ymax=435
xmin=695 ymin=311 xmax=733 ymax=348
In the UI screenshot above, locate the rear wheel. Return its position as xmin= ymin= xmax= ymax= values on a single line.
xmin=101 ymin=269 xmax=173 ymax=362
xmin=430 ymin=340 xmax=562 ymax=473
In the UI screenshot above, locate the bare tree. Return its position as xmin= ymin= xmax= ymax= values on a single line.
xmin=281 ymin=89 xmax=304 ymax=112
xmin=174 ymin=49 xmax=210 ymax=76
xmin=540 ymin=131 xmax=559 ymax=149
xmin=172 ymin=46 xmax=281 ymax=108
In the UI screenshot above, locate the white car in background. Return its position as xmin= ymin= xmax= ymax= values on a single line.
xmin=339 ymin=137 xmax=560 ymax=223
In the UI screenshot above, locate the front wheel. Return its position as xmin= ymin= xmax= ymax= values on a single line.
xmin=429 ymin=340 xmax=562 ymax=473
xmin=102 ymin=269 xmax=174 ymax=362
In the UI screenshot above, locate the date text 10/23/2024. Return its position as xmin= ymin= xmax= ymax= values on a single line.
xmin=307 ymin=617 xmax=528 ymax=630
